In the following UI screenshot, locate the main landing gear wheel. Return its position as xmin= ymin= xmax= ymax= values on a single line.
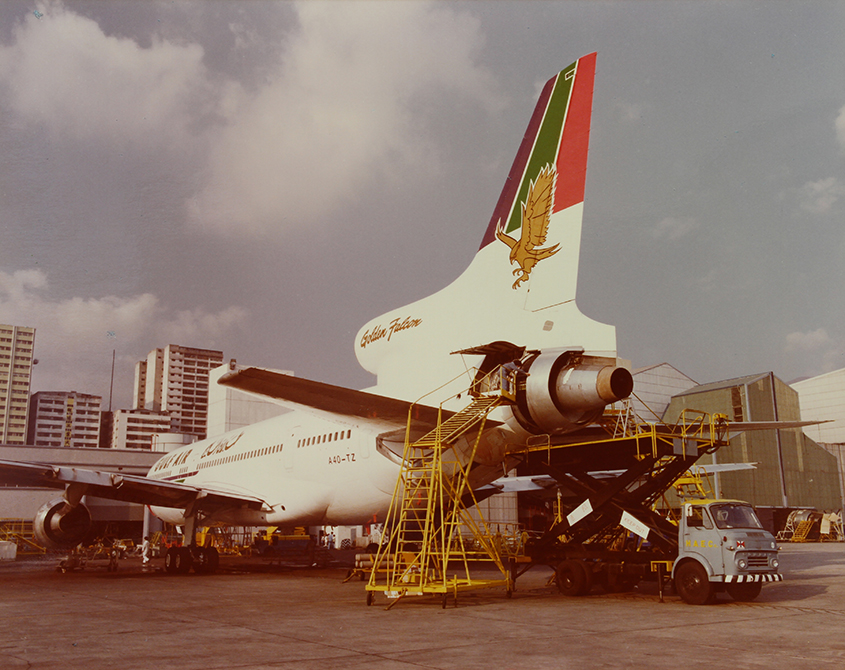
xmin=164 ymin=548 xmax=176 ymax=574
xmin=165 ymin=547 xmax=193 ymax=575
xmin=726 ymin=580 xmax=762 ymax=602
xmin=192 ymin=547 xmax=220 ymax=575
xmin=555 ymin=560 xmax=592 ymax=597
xmin=674 ymin=561 xmax=715 ymax=605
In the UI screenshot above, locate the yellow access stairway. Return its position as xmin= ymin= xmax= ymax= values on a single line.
xmin=0 ymin=519 xmax=46 ymax=555
xmin=366 ymin=372 xmax=517 ymax=608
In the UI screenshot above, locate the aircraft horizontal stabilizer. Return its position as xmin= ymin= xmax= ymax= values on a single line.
xmin=481 ymin=462 xmax=760 ymax=495
xmin=727 ymin=420 xmax=829 ymax=431
xmin=217 ymin=367 xmax=488 ymax=432
xmin=722 ymin=419 xmax=831 ymax=439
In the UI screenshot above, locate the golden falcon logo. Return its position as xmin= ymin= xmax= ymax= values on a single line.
xmin=496 ymin=164 xmax=560 ymax=289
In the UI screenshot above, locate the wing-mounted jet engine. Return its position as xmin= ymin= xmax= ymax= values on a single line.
xmin=33 ymin=497 xmax=92 ymax=550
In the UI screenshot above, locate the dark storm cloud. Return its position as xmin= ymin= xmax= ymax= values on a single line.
xmin=1 ymin=0 xmax=844 ymax=409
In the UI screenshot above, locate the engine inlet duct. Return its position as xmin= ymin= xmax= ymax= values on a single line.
xmin=514 ymin=349 xmax=634 ymax=435
xmin=33 ymin=498 xmax=93 ymax=550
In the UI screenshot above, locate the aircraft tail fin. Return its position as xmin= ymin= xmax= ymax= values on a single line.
xmin=356 ymin=54 xmax=615 ymax=398
xmin=479 ymin=52 xmax=596 ymax=311
xmin=480 ymin=53 xmax=595 ymax=251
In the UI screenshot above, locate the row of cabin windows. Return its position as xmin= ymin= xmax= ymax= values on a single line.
xmin=158 ymin=429 xmax=354 ymax=474
xmin=198 ymin=443 xmax=284 ymax=470
xmin=297 ymin=429 xmax=352 ymax=448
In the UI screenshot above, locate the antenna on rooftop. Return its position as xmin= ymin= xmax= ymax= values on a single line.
xmin=108 ymin=349 xmax=115 ymax=412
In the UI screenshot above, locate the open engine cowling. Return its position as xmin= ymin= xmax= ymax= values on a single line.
xmin=512 ymin=349 xmax=634 ymax=435
xmin=33 ymin=498 xmax=92 ymax=550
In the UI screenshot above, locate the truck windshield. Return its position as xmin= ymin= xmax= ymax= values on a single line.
xmin=709 ymin=503 xmax=763 ymax=530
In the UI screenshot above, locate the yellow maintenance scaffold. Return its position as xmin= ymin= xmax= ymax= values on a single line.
xmin=363 ymin=364 xmax=735 ymax=608
xmin=366 ymin=365 xmax=519 ymax=608
xmin=0 ymin=519 xmax=46 ymax=556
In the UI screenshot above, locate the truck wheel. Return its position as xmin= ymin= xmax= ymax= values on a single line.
xmin=675 ymin=561 xmax=714 ymax=605
xmin=578 ymin=561 xmax=594 ymax=595
xmin=602 ymin=570 xmax=639 ymax=593
xmin=556 ymin=560 xmax=589 ymax=597
xmin=726 ymin=581 xmax=762 ymax=602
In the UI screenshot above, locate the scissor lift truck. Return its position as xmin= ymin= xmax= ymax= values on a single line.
xmin=515 ymin=414 xmax=782 ymax=604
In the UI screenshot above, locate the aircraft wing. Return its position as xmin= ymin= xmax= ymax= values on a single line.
xmin=217 ymin=366 xmax=475 ymax=432
xmin=0 ymin=459 xmax=269 ymax=512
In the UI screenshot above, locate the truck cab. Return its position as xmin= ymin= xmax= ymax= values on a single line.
xmin=673 ymin=499 xmax=782 ymax=604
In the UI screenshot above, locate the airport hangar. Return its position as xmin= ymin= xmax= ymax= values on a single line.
xmin=1 ymin=362 xmax=842 ymax=544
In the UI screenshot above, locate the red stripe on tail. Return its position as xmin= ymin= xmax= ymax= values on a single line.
xmin=553 ymin=52 xmax=595 ymax=213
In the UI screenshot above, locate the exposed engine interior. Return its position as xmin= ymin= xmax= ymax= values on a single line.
xmin=33 ymin=498 xmax=92 ymax=550
xmin=468 ymin=343 xmax=633 ymax=435
xmin=514 ymin=349 xmax=633 ymax=434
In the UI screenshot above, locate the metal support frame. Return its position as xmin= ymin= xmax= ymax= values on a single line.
xmin=366 ymin=367 xmax=519 ymax=608
xmin=520 ymin=411 xmax=730 ymax=566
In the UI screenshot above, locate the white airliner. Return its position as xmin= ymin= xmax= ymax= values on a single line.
xmin=1 ymin=53 xmax=638 ymax=573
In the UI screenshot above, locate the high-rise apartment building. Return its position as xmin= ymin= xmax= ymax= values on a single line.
xmin=0 ymin=324 xmax=36 ymax=445
xmin=111 ymin=408 xmax=174 ymax=450
xmin=133 ymin=344 xmax=223 ymax=440
xmin=27 ymin=391 xmax=102 ymax=448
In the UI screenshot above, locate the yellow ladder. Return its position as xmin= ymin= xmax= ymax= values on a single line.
xmin=673 ymin=466 xmax=713 ymax=500
xmin=367 ymin=386 xmax=514 ymax=608
xmin=414 ymin=396 xmax=501 ymax=447
xmin=790 ymin=519 xmax=815 ymax=542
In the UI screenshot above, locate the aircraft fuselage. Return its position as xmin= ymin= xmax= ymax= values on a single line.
xmin=148 ymin=412 xmax=401 ymax=528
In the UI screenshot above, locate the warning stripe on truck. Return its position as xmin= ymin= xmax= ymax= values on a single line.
xmin=724 ymin=573 xmax=784 ymax=583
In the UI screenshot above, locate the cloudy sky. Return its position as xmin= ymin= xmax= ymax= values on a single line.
xmin=2 ymin=0 xmax=844 ymax=411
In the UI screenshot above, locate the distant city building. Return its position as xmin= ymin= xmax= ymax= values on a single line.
xmin=0 ymin=324 xmax=36 ymax=445
xmin=111 ymin=409 xmax=174 ymax=451
xmin=206 ymin=361 xmax=290 ymax=439
xmin=98 ymin=411 xmax=114 ymax=449
xmin=27 ymin=391 xmax=102 ymax=449
xmin=149 ymin=432 xmax=195 ymax=453
xmin=132 ymin=348 xmax=155 ymax=409
xmin=133 ymin=344 xmax=223 ymax=440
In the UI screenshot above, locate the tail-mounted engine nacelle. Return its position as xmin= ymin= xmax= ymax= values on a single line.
xmin=33 ymin=498 xmax=92 ymax=550
xmin=513 ymin=349 xmax=634 ymax=435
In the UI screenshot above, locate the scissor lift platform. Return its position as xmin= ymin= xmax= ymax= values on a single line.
xmin=509 ymin=410 xmax=731 ymax=593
